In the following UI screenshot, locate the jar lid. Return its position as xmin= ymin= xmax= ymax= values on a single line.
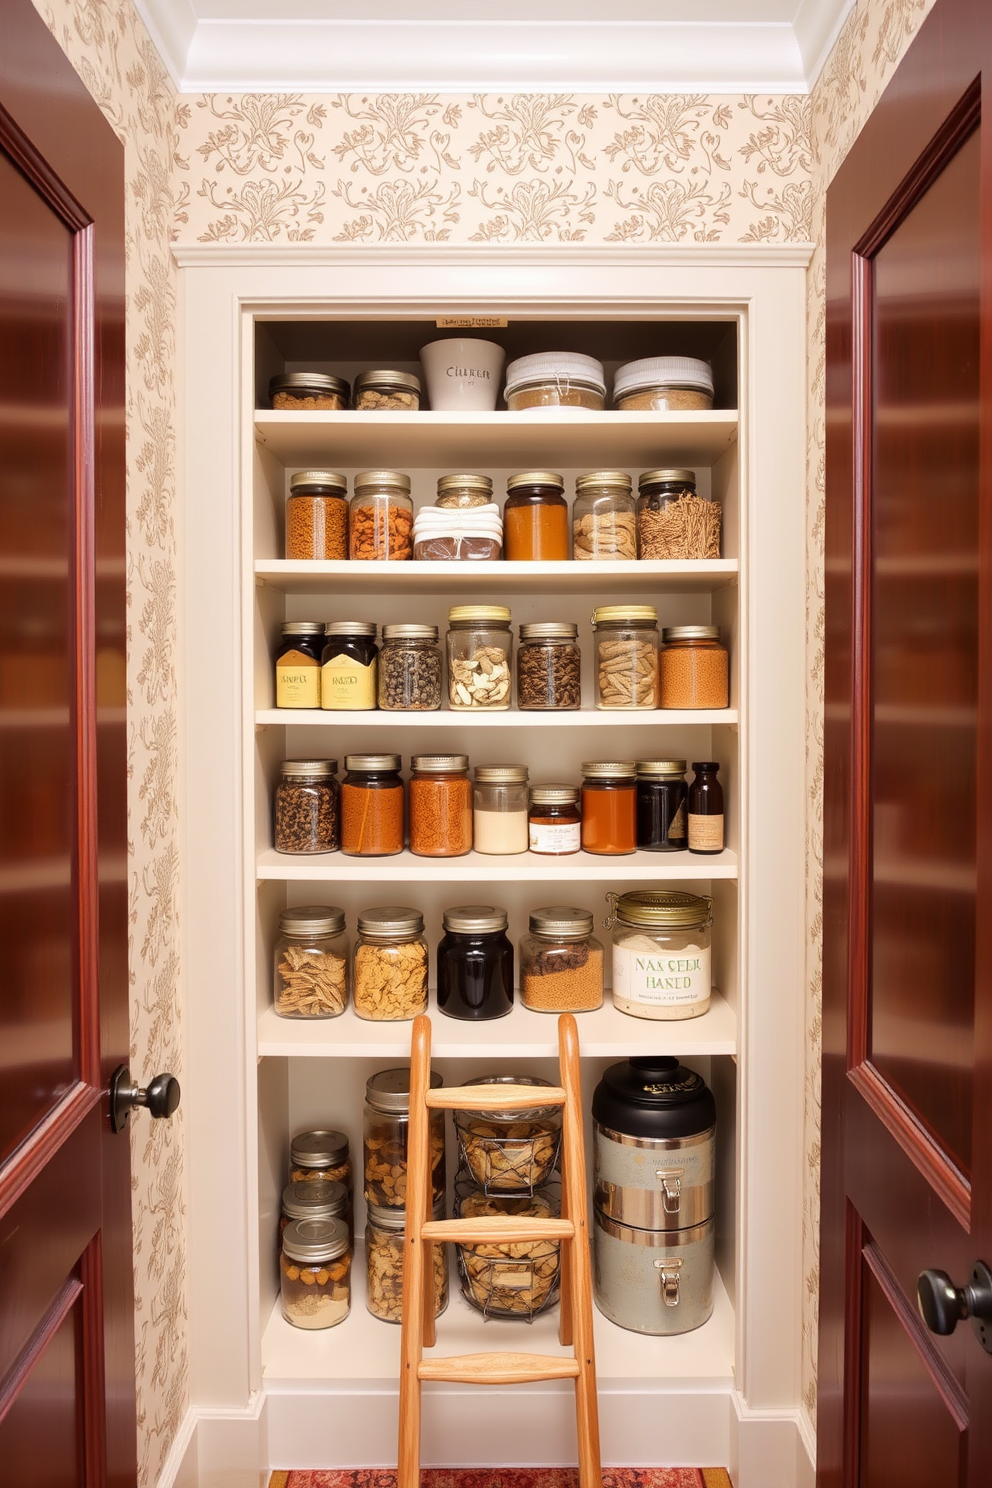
xmin=279 ymin=904 xmax=346 ymax=936
xmin=281 ymin=621 xmax=325 ymax=636
xmin=382 ymin=624 xmax=438 ymax=641
xmin=519 ymin=622 xmax=578 ymax=641
xmin=581 ymin=761 xmax=636 ymax=780
xmin=635 ymin=759 xmax=687 ymax=777
xmin=357 ymin=906 xmax=424 ymax=938
xmin=411 ymin=754 xmax=469 ymax=773
xmin=591 ymin=1056 xmax=716 ymax=1140
xmin=574 ymin=470 xmax=632 ymax=491
xmin=592 ymin=605 xmax=658 ymax=625
xmin=458 ymin=1073 xmax=558 ymax=1122
xmin=614 ymin=357 xmax=714 ymax=398
xmin=366 ymin=1066 xmax=443 ymax=1113
xmin=448 ymin=605 xmax=512 ymax=624
xmin=324 ymin=620 xmax=377 ymax=637
xmin=691 ymin=760 xmax=720 ymax=772
xmin=282 ymin=1216 xmax=350 ymax=1263
xmin=270 ymin=372 xmax=350 ymax=397
xmin=662 ymin=625 xmax=721 ymax=642
xmin=506 ymin=471 xmax=565 ymax=492
xmin=474 ymin=764 xmax=529 ymax=784
xmin=290 ymin=470 xmax=348 ymax=492
xmin=442 ymin=904 xmax=509 ymax=934
xmin=504 ymin=352 xmax=606 ymax=397
xmin=639 ymin=468 xmax=697 ymax=488
xmin=608 ymin=889 xmax=712 ymax=929
xmin=344 ymin=753 xmax=402 ymax=772
xmin=353 ymin=370 xmax=421 ymax=394
xmin=529 ymin=783 xmax=580 ymax=805
xmin=529 ymin=905 xmax=593 ymax=939
xmin=291 ymin=1129 xmax=349 ymax=1167
xmin=282 ymin=1179 xmax=349 ymax=1220
xmin=281 ymin=758 xmax=338 ymax=777
xmin=367 ymin=1196 xmax=445 ymax=1229
xmin=353 ymin=470 xmax=412 ymax=492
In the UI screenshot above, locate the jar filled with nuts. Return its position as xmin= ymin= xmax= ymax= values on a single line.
xmin=517 ymin=622 xmax=581 ymax=710
xmin=354 ymin=907 xmax=428 ymax=1021
xmin=453 ymin=1076 xmax=562 ymax=1192
xmin=364 ymin=1068 xmax=445 ymax=1209
xmin=637 ymin=469 xmax=721 ymax=561
xmin=592 ymin=604 xmax=659 ymax=710
xmin=353 ymin=369 xmax=421 ymax=411
xmin=349 ymin=471 xmax=414 ymax=561
xmin=289 ymin=1129 xmax=352 ymax=1191
xmin=446 ymin=605 xmax=512 ymax=710
xmin=281 ymin=1217 xmax=351 ymax=1329
xmin=280 ymin=1179 xmax=349 ymax=1237
xmin=274 ymin=759 xmax=340 ymax=854
xmin=273 ymin=904 xmax=349 ymax=1019
xmin=269 ymin=372 xmax=350 ymax=411
xmin=572 ymin=471 xmax=637 ymax=561
xmin=366 ymin=1198 xmax=448 ymax=1323
xmin=408 ymin=755 xmax=472 ymax=858
xmin=454 ymin=1183 xmax=562 ymax=1319
xmin=285 ymin=470 xmax=348 ymax=561
xmin=378 ymin=624 xmax=442 ymax=712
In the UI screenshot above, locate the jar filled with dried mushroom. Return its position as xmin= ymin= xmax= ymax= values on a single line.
xmin=446 ymin=605 xmax=512 ymax=711
xmin=364 ymin=1068 xmax=445 ymax=1209
xmin=269 ymin=372 xmax=350 ymax=411
xmin=366 ymin=1198 xmax=448 ymax=1323
xmin=637 ymin=469 xmax=721 ymax=561
xmin=354 ymin=907 xmax=428 ymax=1021
xmin=280 ymin=1178 xmax=349 ymax=1237
xmin=349 ymin=471 xmax=414 ymax=561
xmin=572 ymin=471 xmax=637 ymax=561
xmin=592 ymin=605 xmax=659 ymax=711
xmin=353 ymin=369 xmax=421 ymax=411
xmin=517 ymin=622 xmax=581 ymax=710
xmin=454 ymin=1183 xmax=561 ymax=1319
xmin=273 ymin=904 xmax=349 ymax=1019
xmin=273 ymin=759 xmax=340 ymax=854
xmin=613 ymin=356 xmax=714 ymax=412
xmin=281 ymin=1217 xmax=351 ymax=1329
xmin=290 ymin=1129 xmax=352 ymax=1191
xmin=453 ymin=1076 xmax=562 ymax=1192
xmin=285 ymin=470 xmax=348 ymax=561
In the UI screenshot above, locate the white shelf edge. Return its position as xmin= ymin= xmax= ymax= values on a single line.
xmin=255 ymin=558 xmax=738 ymax=581
xmin=254 ymin=408 xmax=739 ymax=430
xmin=256 ymin=846 xmax=738 ymax=883
xmin=256 ymin=707 xmax=739 ymax=729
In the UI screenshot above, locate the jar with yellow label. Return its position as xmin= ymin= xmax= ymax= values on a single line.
xmin=275 ymin=621 xmax=324 ymax=709
xmin=321 ymin=621 xmax=378 ymax=711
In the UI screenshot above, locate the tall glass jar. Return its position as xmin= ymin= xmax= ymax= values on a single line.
xmin=503 ymin=472 xmax=569 ymax=561
xmin=436 ymin=905 xmax=514 ymax=1021
xmin=340 ymin=754 xmax=404 ymax=857
xmin=572 ymin=471 xmax=637 ymax=560
xmin=635 ymin=759 xmax=688 ymax=852
xmin=519 ymin=907 xmax=604 ymax=1013
xmin=592 ymin=605 xmax=659 ymax=710
xmin=528 ymin=785 xmax=581 ymax=856
xmin=281 ymin=1217 xmax=351 ymax=1329
xmin=285 ymin=470 xmax=348 ymax=560
xmin=580 ymin=761 xmax=637 ymax=855
xmin=473 ymin=764 xmax=529 ymax=855
xmin=659 ymin=626 xmax=729 ymax=709
xmin=274 ymin=759 xmax=340 ymax=854
xmin=637 ymin=469 xmax=721 ymax=560
xmin=366 ymin=1198 xmax=448 ymax=1323
xmin=409 ymin=755 xmax=472 ymax=857
xmin=446 ymin=605 xmax=512 ymax=710
xmin=289 ymin=1129 xmax=352 ymax=1191
xmin=349 ymin=471 xmax=414 ymax=560
xmin=353 ymin=907 xmax=428 ymax=1021
xmin=378 ymin=624 xmax=442 ymax=711
xmin=606 ymin=889 xmax=713 ymax=1021
xmin=273 ymin=904 xmax=349 ymax=1019
xmin=517 ymin=622 xmax=581 ymax=710
xmin=275 ymin=621 xmax=324 ymax=709
xmin=364 ymin=1068 xmax=445 ymax=1209
xmin=454 ymin=1184 xmax=561 ymax=1319
xmin=321 ymin=621 xmax=378 ymax=711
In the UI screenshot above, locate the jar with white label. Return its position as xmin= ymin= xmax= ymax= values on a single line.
xmin=605 ymin=890 xmax=712 ymax=1021
xmin=528 ymin=785 xmax=581 ymax=855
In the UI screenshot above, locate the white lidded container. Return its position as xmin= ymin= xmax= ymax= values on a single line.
xmin=504 ymin=352 xmax=606 ymax=412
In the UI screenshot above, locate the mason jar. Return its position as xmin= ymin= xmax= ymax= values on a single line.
xmin=435 ymin=473 xmax=494 ymax=509
xmin=659 ymin=626 xmax=729 ymax=709
xmin=340 ymin=754 xmax=404 ymax=857
xmin=353 ymin=907 xmax=428 ymax=1021
xmin=275 ymin=621 xmax=325 ymax=710
xmin=321 ymin=621 xmax=378 ymax=711
xmin=353 ymin=369 xmax=421 ymax=410
xmin=635 ymin=759 xmax=688 ymax=852
xmin=613 ymin=357 xmax=714 ymax=412
xmin=289 ymin=1129 xmax=352 ymax=1190
xmin=436 ymin=905 xmax=514 ymax=1021
xmin=280 ymin=1178 xmax=350 ymax=1237
xmin=572 ymin=471 xmax=637 ymax=561
xmin=408 ymin=754 xmax=472 ymax=857
xmin=473 ymin=764 xmax=529 ymax=854
xmin=592 ymin=605 xmax=660 ymax=710
xmin=528 ymin=784 xmax=581 ymax=856
xmin=269 ymin=372 xmax=349 ymax=411
xmin=366 ymin=1198 xmax=448 ymax=1323
xmin=273 ymin=759 xmax=339 ymax=854
xmin=273 ymin=904 xmax=349 ymax=1019
xmin=281 ymin=1217 xmax=351 ymax=1329
xmin=580 ymin=762 xmax=636 ymax=855
xmin=519 ymin=906 xmax=604 ymax=1013
xmin=363 ymin=1068 xmax=445 ymax=1209
xmin=637 ymin=469 xmax=721 ymax=561
xmin=285 ymin=470 xmax=349 ymax=561
xmin=503 ymin=352 xmax=606 ymax=411
xmin=516 ymin=622 xmax=581 ymax=710
xmin=378 ymin=624 xmax=442 ymax=711
xmin=350 ymin=471 xmax=414 ymax=561
xmin=503 ymin=472 xmax=569 ymax=561
xmin=606 ymin=889 xmax=713 ymax=1021
xmin=446 ymin=605 xmax=512 ymax=710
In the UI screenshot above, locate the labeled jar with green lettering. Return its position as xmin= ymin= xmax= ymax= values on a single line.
xmin=605 ymin=890 xmax=712 ymax=1022
xmin=321 ymin=621 xmax=378 ymax=711
xmin=275 ymin=621 xmax=324 ymax=709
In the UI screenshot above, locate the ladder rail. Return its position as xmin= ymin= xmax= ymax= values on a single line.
xmin=398 ymin=1014 xmax=432 ymax=1488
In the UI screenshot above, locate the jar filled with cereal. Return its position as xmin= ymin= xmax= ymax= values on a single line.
xmin=366 ymin=1198 xmax=448 ymax=1323
xmin=454 ymin=1183 xmax=561 ymax=1319
xmin=269 ymin=372 xmax=349 ymax=411
xmin=453 ymin=1075 xmax=562 ymax=1192
xmin=364 ymin=1068 xmax=445 ymax=1209
xmin=281 ymin=1217 xmax=351 ymax=1329
xmin=354 ymin=907 xmax=428 ymax=1021
xmin=289 ymin=1129 xmax=352 ymax=1194
xmin=273 ymin=904 xmax=349 ymax=1019
xmin=349 ymin=471 xmax=414 ymax=561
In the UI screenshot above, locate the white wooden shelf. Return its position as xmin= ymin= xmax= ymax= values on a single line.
xmin=255 ymin=558 xmax=738 ymax=595
xmin=257 ymin=989 xmax=737 ymax=1058
xmin=257 ymin=846 xmax=738 ymax=883
xmin=256 ymin=706 xmax=738 ymax=729
xmin=254 ymin=409 xmax=738 ymax=468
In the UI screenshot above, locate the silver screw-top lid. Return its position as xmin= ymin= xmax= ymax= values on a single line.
xmin=353 ymin=469 xmax=413 ymax=492
xmin=367 ymin=1196 xmax=445 ymax=1230
xmin=411 ymin=754 xmax=469 ymax=773
xmin=662 ymin=626 xmax=721 ymax=642
xmin=365 ymin=1066 xmax=443 ymax=1113
xmin=279 ymin=904 xmax=346 ymax=936
xmin=529 ymin=905 xmax=595 ymax=940
xmin=290 ymin=470 xmax=348 ymax=492
xmin=281 ymin=1216 xmax=350 ymax=1263
xmin=442 ymin=904 xmax=509 ymax=934
xmin=270 ymin=372 xmax=350 ymax=396
xmin=324 ymin=620 xmax=377 ymax=637
xmin=357 ymin=906 xmax=425 ymax=938
xmin=290 ymin=1129 xmax=350 ymax=1167
xmin=382 ymin=624 xmax=438 ymax=641
xmin=281 ymin=621 xmax=325 ymax=636
xmin=529 ymin=783 xmax=580 ymax=805
xmin=474 ymin=764 xmax=529 ymax=784
xmin=518 ymin=622 xmax=578 ymax=641
xmin=635 ymin=759 xmax=688 ymax=777
xmin=580 ymin=760 xmax=636 ymax=780
xmin=280 ymin=759 xmax=338 ymax=777
xmin=353 ymin=370 xmax=421 ymax=394
xmin=281 ymin=1179 xmax=349 ymax=1221
xmin=344 ymin=754 xmax=402 ymax=772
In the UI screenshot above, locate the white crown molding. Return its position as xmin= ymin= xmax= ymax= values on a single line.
xmin=793 ymin=0 xmax=856 ymax=85
xmin=172 ymin=241 xmax=815 ymax=269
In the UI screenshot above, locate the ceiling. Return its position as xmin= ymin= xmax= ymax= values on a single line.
xmin=136 ymin=0 xmax=854 ymax=92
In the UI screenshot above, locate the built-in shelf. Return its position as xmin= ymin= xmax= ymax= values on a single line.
xmin=255 ymin=559 xmax=738 ymax=596
xmin=256 ymin=707 xmax=738 ymax=729
xmin=256 ymin=847 xmax=738 ymax=883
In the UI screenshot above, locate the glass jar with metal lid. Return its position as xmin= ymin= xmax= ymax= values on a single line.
xmin=613 ymin=356 xmax=714 ymax=412
xmin=473 ymin=764 xmax=529 ymax=855
xmin=280 ymin=1178 xmax=349 ymax=1236
xmin=503 ymin=352 xmax=606 ymax=412
xmin=519 ymin=906 xmax=604 ymax=1013
xmin=453 ymin=1074 xmax=562 ymax=1191
xmin=435 ymin=474 xmax=494 ymax=509
xmin=446 ymin=605 xmax=512 ymax=710
xmin=273 ymin=904 xmax=349 ymax=1019
xmin=454 ymin=1181 xmax=562 ymax=1319
xmin=364 ymin=1068 xmax=445 ymax=1209
xmin=281 ymin=1217 xmax=352 ymax=1329
xmin=275 ymin=621 xmax=324 ymax=709
xmin=285 ymin=471 xmax=349 ymax=561
xmin=637 ymin=469 xmax=721 ymax=561
xmin=290 ymin=1129 xmax=352 ymax=1190
xmin=592 ymin=605 xmax=659 ymax=710
xmin=321 ymin=621 xmax=378 ymax=712
xmin=517 ymin=622 xmax=581 ymax=710
xmin=408 ymin=755 xmax=472 ymax=858
xmin=605 ymin=890 xmax=713 ymax=1021
xmin=659 ymin=626 xmax=729 ymax=709
xmin=572 ymin=471 xmax=637 ymax=561
xmin=340 ymin=754 xmax=404 ymax=857
xmin=353 ymin=369 xmax=421 ymax=410
xmin=366 ymin=1197 xmax=448 ymax=1323
xmin=349 ymin=471 xmax=414 ymax=561
xmin=528 ymin=784 xmax=581 ymax=856
xmin=581 ymin=761 xmax=636 ymax=855
xmin=503 ymin=472 xmax=569 ymax=561
xmin=378 ymin=624 xmax=442 ymax=711
xmin=635 ymin=759 xmax=688 ymax=852
xmin=353 ymin=906 xmax=428 ymax=1020
xmin=274 ymin=759 xmax=339 ymax=854
xmin=269 ymin=372 xmax=350 ymax=411
xmin=436 ymin=905 xmax=514 ymax=1021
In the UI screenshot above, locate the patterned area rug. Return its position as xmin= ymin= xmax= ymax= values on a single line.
xmin=273 ymin=1471 xmax=731 ymax=1488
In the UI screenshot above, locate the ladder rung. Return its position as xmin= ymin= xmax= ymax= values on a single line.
xmin=425 ymin=1084 xmax=566 ymax=1111
xmin=418 ymin=1351 xmax=581 ymax=1385
xmin=421 ymin=1216 xmax=575 ymax=1244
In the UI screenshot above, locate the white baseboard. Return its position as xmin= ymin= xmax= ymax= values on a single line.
xmin=732 ymin=1397 xmax=813 ymax=1488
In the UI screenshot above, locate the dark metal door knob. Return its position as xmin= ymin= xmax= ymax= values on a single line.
xmin=917 ymin=1261 xmax=992 ymax=1354
xmin=109 ymin=1064 xmax=181 ymax=1133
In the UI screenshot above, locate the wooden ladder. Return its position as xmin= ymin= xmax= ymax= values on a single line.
xmin=397 ymin=1012 xmax=602 ymax=1488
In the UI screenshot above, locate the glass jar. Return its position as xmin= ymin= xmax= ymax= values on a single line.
xmin=349 ymin=471 xmax=414 ymax=561
xmin=454 ymin=1183 xmax=562 ymax=1319
xmin=473 ymin=764 xmax=529 ymax=855
xmin=453 ymin=1075 xmax=562 ymax=1191
xmin=364 ymin=1068 xmax=445 ymax=1209
xmin=572 ymin=471 xmax=637 ymax=561
xmin=281 ymin=1217 xmax=351 ymax=1329
xmin=353 ymin=907 xmax=428 ymax=1021
xmin=659 ymin=626 xmax=729 ymax=709
xmin=519 ymin=906 xmax=604 ymax=1013
xmin=528 ymin=785 xmax=581 ymax=856
xmin=353 ymin=369 xmax=421 ymax=411
xmin=280 ymin=1178 xmax=349 ymax=1236
xmin=273 ymin=904 xmax=349 ymax=1019
xmin=366 ymin=1198 xmax=448 ymax=1323
xmin=378 ymin=624 xmax=442 ymax=712
xmin=436 ymin=473 xmax=494 ymax=508
xmin=436 ymin=905 xmax=514 ymax=1021
xmin=606 ymin=889 xmax=713 ymax=1021
xmin=688 ymin=761 xmax=724 ymax=855
xmin=580 ymin=762 xmax=637 ymax=856
xmin=340 ymin=754 xmax=404 ymax=857
xmin=409 ymin=755 xmax=472 ymax=858
xmin=503 ymin=352 xmax=606 ymax=411
xmin=503 ymin=472 xmax=569 ymax=561
xmin=613 ymin=357 xmax=714 ymax=412
xmin=285 ymin=470 xmax=349 ymax=561
xmin=637 ymin=469 xmax=722 ymax=561
xmin=274 ymin=759 xmax=340 ymax=854
xmin=275 ymin=621 xmax=324 ymax=709
xmin=321 ymin=621 xmax=378 ymax=711
xmin=446 ymin=605 xmax=512 ymax=710
xmin=592 ymin=605 xmax=659 ymax=710
xmin=635 ymin=759 xmax=688 ymax=853
xmin=516 ymin=622 xmax=581 ymax=710
xmin=269 ymin=372 xmax=350 ymax=411
xmin=290 ymin=1129 xmax=352 ymax=1190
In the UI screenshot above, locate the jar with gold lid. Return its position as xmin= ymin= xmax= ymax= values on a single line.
xmin=349 ymin=471 xmax=414 ymax=561
xmin=606 ymin=889 xmax=713 ymax=1021
xmin=572 ymin=471 xmax=637 ymax=560
xmin=637 ymin=469 xmax=721 ymax=561
xmin=592 ymin=605 xmax=659 ymax=710
xmin=659 ymin=626 xmax=729 ymax=709
xmin=446 ymin=606 xmax=512 ymax=710
xmin=285 ymin=471 xmax=348 ymax=560
xmin=353 ymin=369 xmax=421 ymax=410
xmin=503 ymin=472 xmax=569 ymax=561
xmin=435 ymin=473 xmax=494 ymax=509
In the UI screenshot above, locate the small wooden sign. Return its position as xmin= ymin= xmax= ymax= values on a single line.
xmin=435 ymin=316 xmax=508 ymax=329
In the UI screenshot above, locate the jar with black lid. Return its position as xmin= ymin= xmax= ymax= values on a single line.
xmin=635 ymin=759 xmax=688 ymax=852
xmin=436 ymin=905 xmax=514 ymax=1021
xmin=285 ymin=471 xmax=348 ymax=560
xmin=637 ymin=469 xmax=721 ymax=561
xmin=321 ymin=621 xmax=378 ymax=711
xmin=340 ymin=754 xmax=404 ymax=857
xmin=517 ymin=622 xmax=581 ymax=710
xmin=528 ymin=784 xmax=581 ymax=856
xmin=275 ymin=622 xmax=324 ymax=710
xmin=503 ymin=472 xmax=569 ymax=561
xmin=274 ymin=760 xmax=339 ymax=854
xmin=269 ymin=372 xmax=350 ymax=411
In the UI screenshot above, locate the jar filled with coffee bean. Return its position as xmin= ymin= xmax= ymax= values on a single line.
xmin=378 ymin=624 xmax=442 ymax=711
xmin=274 ymin=759 xmax=340 ymax=854
xmin=517 ymin=622 xmax=581 ymax=710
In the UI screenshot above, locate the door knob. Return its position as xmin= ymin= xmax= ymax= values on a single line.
xmin=109 ymin=1064 xmax=181 ymax=1133
xmin=917 ymin=1261 xmax=992 ymax=1354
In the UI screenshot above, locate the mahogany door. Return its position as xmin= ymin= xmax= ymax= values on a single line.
xmin=819 ymin=0 xmax=992 ymax=1483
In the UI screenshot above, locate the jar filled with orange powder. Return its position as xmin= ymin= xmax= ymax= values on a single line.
xmin=580 ymin=761 xmax=637 ymax=856
xmin=659 ymin=626 xmax=729 ymax=709
xmin=503 ymin=472 xmax=569 ymax=561
xmin=408 ymin=755 xmax=473 ymax=857
xmin=341 ymin=754 xmax=404 ymax=856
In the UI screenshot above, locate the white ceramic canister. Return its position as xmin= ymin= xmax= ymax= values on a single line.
xmin=419 ymin=338 xmax=505 ymax=411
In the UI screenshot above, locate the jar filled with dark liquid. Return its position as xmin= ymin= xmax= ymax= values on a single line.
xmin=436 ymin=904 xmax=514 ymax=1020
xmin=635 ymin=759 xmax=688 ymax=852
xmin=688 ymin=761 xmax=724 ymax=854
